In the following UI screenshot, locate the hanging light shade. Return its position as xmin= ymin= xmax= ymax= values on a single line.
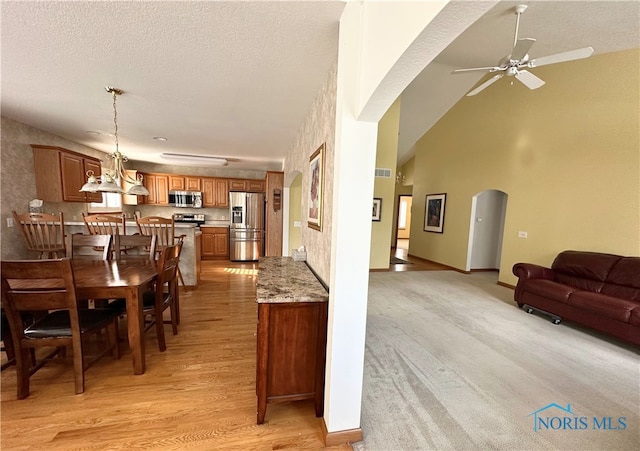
xmin=80 ymin=86 xmax=149 ymax=196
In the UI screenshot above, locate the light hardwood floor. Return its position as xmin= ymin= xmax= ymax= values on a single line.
xmin=1 ymin=260 xmax=352 ymax=450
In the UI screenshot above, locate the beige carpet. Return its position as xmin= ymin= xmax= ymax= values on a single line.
xmin=354 ymin=271 xmax=639 ymax=450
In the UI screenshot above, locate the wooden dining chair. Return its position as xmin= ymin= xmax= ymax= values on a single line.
xmin=82 ymin=213 xmax=126 ymax=235
xmin=65 ymin=234 xmax=113 ymax=260
xmin=113 ymin=234 xmax=157 ymax=260
xmin=109 ymin=243 xmax=181 ymax=352
xmin=136 ymin=216 xmax=186 ymax=286
xmin=0 ymin=258 xmax=120 ymax=399
xmin=12 ymin=211 xmax=66 ymax=259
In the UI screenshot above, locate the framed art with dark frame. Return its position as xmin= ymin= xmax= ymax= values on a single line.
xmin=372 ymin=198 xmax=382 ymax=222
xmin=424 ymin=193 xmax=446 ymax=233
xmin=308 ymin=143 xmax=325 ymax=231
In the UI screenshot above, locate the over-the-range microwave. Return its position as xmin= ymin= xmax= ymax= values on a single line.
xmin=168 ymin=190 xmax=203 ymax=208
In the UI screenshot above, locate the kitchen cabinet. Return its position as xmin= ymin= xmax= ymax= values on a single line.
xmin=32 ymin=145 xmax=103 ymax=203
xmin=169 ymin=176 xmax=185 ymax=190
xmin=255 ymin=257 xmax=328 ymax=425
xmin=265 ymin=171 xmax=284 ymax=256
xmin=247 ymin=180 xmax=265 ymax=192
xmin=229 ymin=179 xmax=265 ymax=192
xmin=186 ymin=177 xmax=201 ymax=191
xmin=202 ymin=178 xmax=229 ymax=208
xmin=142 ymin=173 xmax=169 ymax=205
xmin=201 ymin=226 xmax=229 ymax=259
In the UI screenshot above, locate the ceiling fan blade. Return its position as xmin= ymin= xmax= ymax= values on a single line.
xmin=453 ymin=66 xmax=502 ymax=74
xmin=466 ymin=74 xmax=504 ymax=96
xmin=511 ymin=38 xmax=536 ymax=61
xmin=527 ymin=47 xmax=594 ymax=68
xmin=515 ymin=70 xmax=545 ymax=90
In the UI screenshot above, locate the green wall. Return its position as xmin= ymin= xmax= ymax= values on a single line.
xmin=409 ymin=48 xmax=640 ymax=285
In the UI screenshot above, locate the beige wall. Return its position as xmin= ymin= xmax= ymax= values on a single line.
xmin=370 ymin=98 xmax=400 ymax=268
xmin=283 ymin=63 xmax=337 ymax=285
xmin=409 ymin=48 xmax=640 ymax=285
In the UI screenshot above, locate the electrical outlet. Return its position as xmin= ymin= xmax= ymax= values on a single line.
xmin=6 ymin=217 xmax=14 ymax=228
xmin=518 ymin=231 xmax=528 ymax=238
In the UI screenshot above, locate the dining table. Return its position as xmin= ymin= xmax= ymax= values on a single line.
xmin=72 ymin=259 xmax=157 ymax=375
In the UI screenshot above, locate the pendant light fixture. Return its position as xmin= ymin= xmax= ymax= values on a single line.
xmin=80 ymin=86 xmax=149 ymax=196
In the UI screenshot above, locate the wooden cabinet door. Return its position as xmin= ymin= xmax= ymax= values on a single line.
xmin=169 ymin=176 xmax=185 ymax=191
xmin=213 ymin=231 xmax=228 ymax=257
xmin=155 ymin=175 xmax=169 ymax=205
xmin=201 ymin=232 xmax=215 ymax=257
xmin=144 ymin=174 xmax=157 ymax=204
xmin=186 ymin=177 xmax=201 ymax=191
xmin=247 ymin=180 xmax=265 ymax=192
xmin=83 ymin=159 xmax=104 ymax=203
xmin=202 ymin=178 xmax=214 ymax=207
xmin=215 ymin=179 xmax=229 ymax=207
xmin=59 ymin=152 xmax=86 ymax=202
xmin=229 ymin=179 xmax=246 ymax=191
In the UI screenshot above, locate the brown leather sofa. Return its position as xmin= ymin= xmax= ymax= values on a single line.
xmin=513 ymin=250 xmax=640 ymax=346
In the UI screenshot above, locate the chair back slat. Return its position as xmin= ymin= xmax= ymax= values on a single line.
xmin=114 ymin=234 xmax=157 ymax=260
xmin=82 ymin=213 xmax=126 ymax=236
xmin=1 ymin=259 xmax=79 ymax=330
xmin=12 ymin=211 xmax=66 ymax=258
xmin=136 ymin=216 xmax=175 ymax=248
xmin=65 ymin=234 xmax=112 ymax=260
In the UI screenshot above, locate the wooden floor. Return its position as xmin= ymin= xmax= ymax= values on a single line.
xmin=1 ymin=261 xmax=352 ymax=451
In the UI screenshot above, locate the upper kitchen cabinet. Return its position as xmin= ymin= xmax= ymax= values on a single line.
xmin=32 ymin=145 xmax=103 ymax=203
xmin=169 ymin=175 xmax=202 ymax=191
xmin=229 ymin=179 xmax=265 ymax=192
xmin=142 ymin=173 xmax=169 ymax=205
xmin=202 ymin=178 xmax=229 ymax=208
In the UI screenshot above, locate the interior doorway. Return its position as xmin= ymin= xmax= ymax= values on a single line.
xmin=466 ymin=190 xmax=508 ymax=272
xmin=395 ymin=195 xmax=412 ymax=250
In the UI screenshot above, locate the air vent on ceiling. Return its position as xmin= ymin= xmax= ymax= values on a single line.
xmin=374 ymin=168 xmax=392 ymax=178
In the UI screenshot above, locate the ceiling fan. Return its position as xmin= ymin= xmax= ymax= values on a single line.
xmin=454 ymin=4 xmax=594 ymax=96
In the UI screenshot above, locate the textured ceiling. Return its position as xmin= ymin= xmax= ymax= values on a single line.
xmin=2 ymin=1 xmax=639 ymax=171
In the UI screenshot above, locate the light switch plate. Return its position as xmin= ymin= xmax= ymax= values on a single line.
xmin=7 ymin=217 xmax=14 ymax=228
xmin=518 ymin=231 xmax=528 ymax=238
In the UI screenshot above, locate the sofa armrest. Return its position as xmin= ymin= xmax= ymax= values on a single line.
xmin=512 ymin=263 xmax=555 ymax=281
xmin=512 ymin=263 xmax=555 ymax=304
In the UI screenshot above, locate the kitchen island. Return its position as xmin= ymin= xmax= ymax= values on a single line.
xmin=255 ymin=256 xmax=328 ymax=424
xmin=64 ymin=220 xmax=200 ymax=286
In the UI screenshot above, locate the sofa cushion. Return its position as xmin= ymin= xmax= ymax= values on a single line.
xmin=567 ymin=291 xmax=637 ymax=323
xmin=552 ymin=251 xmax=621 ymax=282
xmin=525 ymin=279 xmax=578 ymax=303
xmin=606 ymin=257 xmax=640 ymax=287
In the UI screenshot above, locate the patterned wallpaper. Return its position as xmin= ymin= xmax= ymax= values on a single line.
xmin=1 ymin=116 xmax=109 ymax=259
xmin=284 ymin=62 xmax=337 ymax=285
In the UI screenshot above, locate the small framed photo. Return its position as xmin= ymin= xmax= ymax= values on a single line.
xmin=424 ymin=193 xmax=446 ymax=233
xmin=372 ymin=198 xmax=382 ymax=222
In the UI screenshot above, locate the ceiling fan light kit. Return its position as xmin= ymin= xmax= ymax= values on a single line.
xmin=454 ymin=4 xmax=594 ymax=96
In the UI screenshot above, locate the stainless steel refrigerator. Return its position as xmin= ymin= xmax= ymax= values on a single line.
xmin=229 ymin=191 xmax=265 ymax=261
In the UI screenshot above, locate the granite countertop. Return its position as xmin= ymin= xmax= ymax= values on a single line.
xmin=257 ymin=257 xmax=328 ymax=304
xmin=64 ymin=220 xmax=197 ymax=228
xmin=203 ymin=221 xmax=230 ymax=227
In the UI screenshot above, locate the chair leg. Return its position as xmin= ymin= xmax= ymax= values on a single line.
xmin=108 ymin=318 xmax=120 ymax=360
xmin=16 ymin=347 xmax=32 ymax=399
xmin=170 ymin=302 xmax=178 ymax=336
xmin=155 ymin=312 xmax=167 ymax=352
xmin=177 ymin=267 xmax=186 ymax=288
xmin=72 ymin=341 xmax=85 ymax=395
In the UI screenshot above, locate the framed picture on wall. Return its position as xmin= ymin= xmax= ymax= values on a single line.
xmin=424 ymin=193 xmax=446 ymax=233
xmin=372 ymin=198 xmax=382 ymax=221
xmin=308 ymin=143 xmax=325 ymax=231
